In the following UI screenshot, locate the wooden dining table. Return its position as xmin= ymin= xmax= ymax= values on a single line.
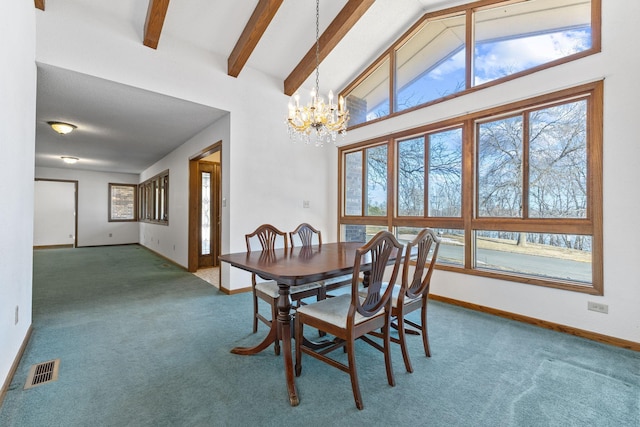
xmin=218 ymin=241 xmax=367 ymax=406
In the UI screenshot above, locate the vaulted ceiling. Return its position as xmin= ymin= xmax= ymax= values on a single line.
xmin=34 ymin=0 xmax=463 ymax=174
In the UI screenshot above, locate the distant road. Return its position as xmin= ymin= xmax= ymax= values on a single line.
xmin=437 ymin=244 xmax=591 ymax=283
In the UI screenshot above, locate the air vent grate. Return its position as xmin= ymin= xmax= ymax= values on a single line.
xmin=24 ymin=359 xmax=60 ymax=389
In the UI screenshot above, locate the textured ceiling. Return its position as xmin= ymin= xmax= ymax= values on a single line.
xmin=35 ymin=0 xmax=465 ymax=174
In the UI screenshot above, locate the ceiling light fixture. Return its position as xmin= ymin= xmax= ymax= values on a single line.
xmin=286 ymin=0 xmax=349 ymax=146
xmin=48 ymin=121 xmax=77 ymax=135
xmin=61 ymin=156 xmax=79 ymax=164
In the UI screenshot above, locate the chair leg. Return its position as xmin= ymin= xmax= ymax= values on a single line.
xmin=271 ymin=299 xmax=280 ymax=356
xmin=421 ymin=299 xmax=431 ymax=357
xmin=382 ymin=319 xmax=396 ymax=386
xmin=317 ymin=287 xmax=327 ymax=337
xmin=396 ymin=312 xmax=413 ymax=373
xmin=295 ymin=317 xmax=303 ymax=377
xmin=346 ymin=339 xmax=364 ymax=410
xmin=252 ymin=290 xmax=259 ymax=333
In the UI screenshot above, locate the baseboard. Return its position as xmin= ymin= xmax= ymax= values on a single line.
xmin=430 ymin=294 xmax=639 ymax=352
xmin=0 ymin=325 xmax=33 ymax=409
xmin=136 ymin=244 xmax=188 ymax=271
xmin=219 ymin=286 xmax=251 ymax=295
xmin=33 ymin=244 xmax=73 ymax=250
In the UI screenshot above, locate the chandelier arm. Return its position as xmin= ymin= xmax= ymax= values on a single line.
xmin=285 ymin=0 xmax=349 ymax=146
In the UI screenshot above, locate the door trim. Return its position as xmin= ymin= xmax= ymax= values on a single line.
xmin=188 ymin=141 xmax=222 ymax=272
xmin=34 ymin=178 xmax=78 ymax=248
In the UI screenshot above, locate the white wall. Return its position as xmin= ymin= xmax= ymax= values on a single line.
xmin=0 ymin=0 xmax=36 ymax=389
xmin=30 ymin=1 xmax=639 ymax=344
xmin=34 ymin=180 xmax=76 ymax=247
xmin=339 ymin=1 xmax=640 ymax=344
xmin=34 ymin=1 xmax=337 ymax=289
xmin=35 ymin=167 xmax=139 ymax=247
xmin=139 ymin=115 xmax=230 ymax=267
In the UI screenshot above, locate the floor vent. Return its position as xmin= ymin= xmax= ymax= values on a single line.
xmin=24 ymin=359 xmax=60 ymax=389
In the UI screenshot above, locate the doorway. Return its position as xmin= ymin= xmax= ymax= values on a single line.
xmin=188 ymin=142 xmax=222 ymax=273
xmin=34 ymin=179 xmax=78 ymax=249
xmin=197 ymin=160 xmax=221 ymax=268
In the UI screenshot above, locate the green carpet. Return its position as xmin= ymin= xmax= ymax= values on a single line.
xmin=0 ymin=245 xmax=638 ymax=426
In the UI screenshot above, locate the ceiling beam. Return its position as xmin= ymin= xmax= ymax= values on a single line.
xmin=34 ymin=0 xmax=45 ymax=11
xmin=227 ymin=0 xmax=284 ymax=78
xmin=284 ymin=0 xmax=374 ymax=96
xmin=143 ymin=0 xmax=171 ymax=49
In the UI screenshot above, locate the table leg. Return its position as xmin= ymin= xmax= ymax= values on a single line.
xmin=230 ymin=318 xmax=278 ymax=355
xmin=277 ymin=282 xmax=299 ymax=406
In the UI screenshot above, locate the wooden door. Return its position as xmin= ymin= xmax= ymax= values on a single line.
xmin=198 ymin=161 xmax=221 ymax=268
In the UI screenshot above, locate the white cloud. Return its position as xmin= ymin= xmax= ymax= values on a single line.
xmin=474 ymin=30 xmax=590 ymax=84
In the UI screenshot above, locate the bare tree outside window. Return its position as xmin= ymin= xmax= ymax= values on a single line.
xmin=109 ymin=183 xmax=137 ymax=222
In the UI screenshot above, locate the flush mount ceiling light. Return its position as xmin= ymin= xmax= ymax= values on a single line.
xmin=48 ymin=121 xmax=77 ymax=135
xmin=61 ymin=156 xmax=79 ymax=164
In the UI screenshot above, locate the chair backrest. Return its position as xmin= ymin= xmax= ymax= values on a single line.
xmin=400 ymin=228 xmax=440 ymax=303
xmin=245 ymin=224 xmax=288 ymax=252
xmin=351 ymin=231 xmax=404 ymax=318
xmin=289 ymin=223 xmax=322 ymax=247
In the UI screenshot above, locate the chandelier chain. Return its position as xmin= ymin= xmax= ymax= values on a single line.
xmin=285 ymin=0 xmax=349 ymax=146
xmin=315 ymin=0 xmax=320 ymax=94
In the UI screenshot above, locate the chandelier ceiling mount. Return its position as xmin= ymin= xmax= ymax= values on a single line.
xmin=286 ymin=0 xmax=349 ymax=146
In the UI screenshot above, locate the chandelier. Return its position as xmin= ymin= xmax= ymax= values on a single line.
xmin=287 ymin=0 xmax=349 ymax=146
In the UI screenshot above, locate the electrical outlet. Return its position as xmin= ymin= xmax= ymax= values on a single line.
xmin=588 ymin=301 xmax=608 ymax=314
xmin=303 ymin=200 xmax=310 ymax=208
xmin=15 ymin=306 xmax=19 ymax=325
xmin=109 ymin=233 xmax=113 ymax=237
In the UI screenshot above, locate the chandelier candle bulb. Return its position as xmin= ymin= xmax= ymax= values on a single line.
xmin=286 ymin=0 xmax=349 ymax=146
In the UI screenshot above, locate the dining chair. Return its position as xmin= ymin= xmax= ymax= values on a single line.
xmin=361 ymin=228 xmax=440 ymax=373
xmin=246 ymin=224 xmax=324 ymax=355
xmin=294 ymin=230 xmax=405 ymax=410
xmin=289 ymin=223 xmax=351 ymax=297
xmin=289 ymin=222 xmax=322 ymax=247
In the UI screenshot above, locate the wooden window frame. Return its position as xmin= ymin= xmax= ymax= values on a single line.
xmin=338 ymin=81 xmax=603 ymax=295
xmin=108 ymin=183 xmax=138 ymax=222
xmin=341 ymin=0 xmax=601 ymax=130
xmin=138 ymin=170 xmax=169 ymax=225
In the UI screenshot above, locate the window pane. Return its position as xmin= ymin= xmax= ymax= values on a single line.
xmin=396 ymin=14 xmax=466 ymax=111
xmin=366 ymin=146 xmax=387 ymax=216
xmin=342 ymin=225 xmax=388 ymax=243
xmin=529 ymin=100 xmax=587 ymax=218
xmin=163 ymin=176 xmax=169 ymax=221
xmin=154 ymin=180 xmax=160 ymax=220
xmin=159 ymin=177 xmax=165 ymax=221
xmin=429 ymin=128 xmax=462 ymax=217
xmin=475 ymin=231 xmax=592 ymax=284
xmin=343 ymin=224 xmax=366 ymax=242
xmin=396 ymin=227 xmax=464 ymax=266
xmin=201 ymin=172 xmax=211 ymax=255
xmin=345 ymin=152 xmax=362 ymax=215
xmin=478 ymin=116 xmax=523 ymax=217
xmin=474 ymin=0 xmax=592 ymax=86
xmin=346 ymin=58 xmax=390 ymax=126
xmin=110 ymin=184 xmax=136 ymax=221
xmin=397 ymin=137 xmax=425 ymax=216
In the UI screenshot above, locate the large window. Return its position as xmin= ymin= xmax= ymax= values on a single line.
xmin=343 ymin=0 xmax=600 ymax=127
xmin=397 ymin=128 xmax=463 ymax=217
xmin=108 ymin=183 xmax=137 ymax=222
xmin=473 ymin=0 xmax=592 ymax=86
xmin=139 ymin=170 xmax=169 ymax=225
xmin=343 ymin=144 xmax=388 ymax=217
xmin=339 ymin=82 xmax=603 ymax=294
